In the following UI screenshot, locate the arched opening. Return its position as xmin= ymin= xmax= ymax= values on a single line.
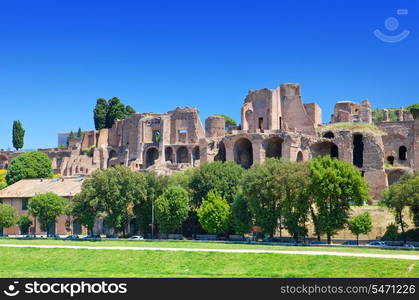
xmin=323 ymin=131 xmax=335 ymax=139
xmin=145 ymin=147 xmax=159 ymax=167
xmin=245 ymin=110 xmax=254 ymax=130
xmin=165 ymin=147 xmax=173 ymax=163
xmin=387 ymin=156 xmax=395 ymax=166
xmin=214 ymin=141 xmax=226 ymax=162
xmin=176 ymin=146 xmax=189 ymax=163
xmin=192 ymin=146 xmax=200 ymax=161
xmin=108 ymin=150 xmax=118 ymax=168
xmin=310 ymin=141 xmax=339 ymax=159
xmin=152 ymin=130 xmax=161 ymax=143
xmin=353 ymin=134 xmax=364 ymax=168
xmin=264 ymin=137 xmax=283 ymax=159
xmin=296 ymin=151 xmax=303 ymax=162
xmin=399 ymin=146 xmax=407 ymax=161
xmin=234 ymin=138 xmax=253 ymax=169
xmin=73 ymin=220 xmax=82 ymax=235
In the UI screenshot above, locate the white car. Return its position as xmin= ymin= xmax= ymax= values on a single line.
xmin=129 ymin=235 xmax=144 ymax=241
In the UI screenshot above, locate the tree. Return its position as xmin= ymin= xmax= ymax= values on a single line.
xmin=106 ymin=97 xmax=127 ymax=128
xmin=125 ymin=105 xmax=136 ymax=116
xmin=215 ymin=115 xmax=237 ymax=128
xmin=381 ymin=224 xmax=399 ymax=241
xmin=71 ymin=179 xmax=103 ymax=235
xmin=94 ymin=98 xmax=108 ymax=130
xmin=231 ymin=192 xmax=252 ymax=235
xmin=6 ymin=151 xmax=53 ymax=185
xmin=281 ymin=162 xmax=311 ymax=241
xmin=197 ymin=190 xmax=231 ymax=235
xmin=67 ymin=131 xmax=75 ymax=146
xmin=382 ymin=175 xmax=419 ymax=239
xmin=242 ymin=159 xmax=285 ymax=237
xmin=77 ymin=128 xmax=83 ymax=138
xmin=155 ymin=185 xmax=190 ymax=234
xmin=0 ymin=203 xmax=18 ymax=230
xmin=309 ymin=156 xmax=369 ymax=244
xmin=87 ymin=166 xmax=147 ymax=236
xmin=407 ymin=103 xmax=419 ymax=120
xmin=17 ymin=214 xmax=33 ymax=235
xmin=28 ymin=192 xmax=68 ymax=235
xmin=347 ymin=212 xmax=372 ymax=245
xmin=12 ymin=120 xmax=25 ymax=150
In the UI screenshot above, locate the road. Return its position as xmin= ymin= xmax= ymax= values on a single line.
xmin=1 ymin=244 xmax=418 ymax=260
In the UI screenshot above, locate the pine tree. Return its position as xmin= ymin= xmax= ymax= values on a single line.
xmin=77 ymin=128 xmax=83 ymax=138
xmin=93 ymin=98 xmax=108 ymax=130
xmin=12 ymin=120 xmax=25 ymax=150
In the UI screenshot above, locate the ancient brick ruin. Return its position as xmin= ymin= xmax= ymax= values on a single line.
xmin=1 ymin=83 xmax=417 ymax=200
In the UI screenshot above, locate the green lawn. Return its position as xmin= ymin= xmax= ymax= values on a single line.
xmin=0 ymin=238 xmax=417 ymax=255
xmin=0 ymin=247 xmax=417 ymax=278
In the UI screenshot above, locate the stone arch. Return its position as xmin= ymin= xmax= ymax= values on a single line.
xmin=165 ymin=147 xmax=173 ymax=163
xmin=263 ymin=137 xmax=283 ymax=159
xmin=310 ymin=141 xmax=339 ymax=158
xmin=192 ymin=146 xmax=200 ymax=161
xmin=145 ymin=147 xmax=159 ymax=167
xmin=234 ymin=138 xmax=253 ymax=169
xmin=353 ymin=134 xmax=364 ymax=168
xmin=214 ymin=141 xmax=226 ymax=162
xmin=323 ymin=131 xmax=335 ymax=139
xmin=176 ymin=146 xmax=189 ymax=163
xmin=296 ymin=151 xmax=303 ymax=162
xmin=399 ymin=146 xmax=407 ymax=161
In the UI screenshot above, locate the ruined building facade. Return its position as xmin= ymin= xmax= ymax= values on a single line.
xmin=1 ymin=83 xmax=418 ymax=200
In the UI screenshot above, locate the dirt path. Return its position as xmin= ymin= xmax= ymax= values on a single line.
xmin=1 ymin=244 xmax=418 ymax=260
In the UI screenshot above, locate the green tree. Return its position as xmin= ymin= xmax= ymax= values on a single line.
xmin=347 ymin=212 xmax=372 ymax=245
xmin=231 ymin=192 xmax=252 ymax=235
xmin=242 ymin=159 xmax=285 ymax=237
xmin=12 ymin=120 xmax=25 ymax=150
xmin=0 ymin=203 xmax=18 ymax=230
xmin=382 ymin=175 xmax=419 ymax=239
xmin=407 ymin=103 xmax=419 ymax=120
xmin=197 ymin=190 xmax=231 ymax=235
xmin=106 ymin=97 xmax=127 ymax=128
xmin=67 ymin=131 xmax=75 ymax=146
xmin=155 ymin=185 xmax=190 ymax=234
xmin=28 ymin=192 xmax=68 ymax=235
xmin=281 ymin=162 xmax=311 ymax=241
xmin=381 ymin=224 xmax=399 ymax=241
xmin=125 ymin=105 xmax=136 ymax=116
xmin=17 ymin=214 xmax=33 ymax=235
xmin=6 ymin=151 xmax=53 ymax=185
xmin=88 ymin=166 xmax=147 ymax=236
xmin=77 ymin=128 xmax=83 ymax=138
xmin=94 ymin=98 xmax=108 ymax=130
xmin=215 ymin=115 xmax=237 ymax=128
xmin=71 ymin=179 xmax=103 ymax=235
xmin=309 ymin=156 xmax=369 ymax=244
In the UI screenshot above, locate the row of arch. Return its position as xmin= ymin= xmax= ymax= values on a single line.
xmin=145 ymin=146 xmax=201 ymax=168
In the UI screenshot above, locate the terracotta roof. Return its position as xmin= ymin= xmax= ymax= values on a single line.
xmin=0 ymin=177 xmax=85 ymax=198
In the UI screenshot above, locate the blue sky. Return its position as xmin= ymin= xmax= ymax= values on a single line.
xmin=0 ymin=0 xmax=418 ymax=150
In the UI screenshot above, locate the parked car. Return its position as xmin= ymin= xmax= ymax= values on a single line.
xmin=367 ymin=241 xmax=386 ymax=247
xmin=129 ymin=235 xmax=145 ymax=241
xmin=105 ymin=234 xmax=119 ymax=239
xmin=0 ymin=234 xmax=8 ymax=238
xmin=403 ymin=244 xmax=416 ymax=249
xmin=310 ymin=241 xmax=327 ymax=245
xmin=342 ymin=240 xmax=358 ymax=246
xmin=47 ymin=234 xmax=59 ymax=238
xmin=64 ymin=235 xmax=80 ymax=240
xmin=82 ymin=235 xmax=101 ymax=241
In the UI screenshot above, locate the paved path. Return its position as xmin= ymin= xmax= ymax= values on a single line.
xmin=1 ymin=244 xmax=418 ymax=260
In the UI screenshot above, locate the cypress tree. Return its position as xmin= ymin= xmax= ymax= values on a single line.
xmin=12 ymin=120 xmax=25 ymax=151
xmin=93 ymin=98 xmax=108 ymax=130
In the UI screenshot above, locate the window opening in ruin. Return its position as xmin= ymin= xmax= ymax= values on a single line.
xmin=146 ymin=147 xmax=159 ymax=168
xmin=296 ymin=151 xmax=303 ymax=162
xmin=177 ymin=146 xmax=189 ymax=163
xmin=387 ymin=156 xmax=395 ymax=166
xmin=165 ymin=147 xmax=174 ymax=163
xmin=258 ymin=118 xmax=264 ymax=131
xmin=265 ymin=137 xmax=282 ymax=159
xmin=234 ymin=138 xmax=253 ymax=169
xmin=214 ymin=142 xmax=226 ymax=162
xmin=353 ymin=134 xmax=364 ymax=168
xmin=399 ymin=146 xmax=407 ymax=161
xmin=331 ymin=144 xmax=339 ymax=158
xmin=279 ymin=117 xmax=282 ymax=130
xmin=323 ymin=131 xmax=335 ymax=139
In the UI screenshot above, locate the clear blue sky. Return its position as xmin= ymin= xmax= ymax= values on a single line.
xmin=0 ymin=0 xmax=418 ymax=150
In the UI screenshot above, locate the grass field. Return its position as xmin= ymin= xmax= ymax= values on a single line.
xmin=0 ymin=247 xmax=417 ymax=278
xmin=0 ymin=238 xmax=417 ymax=255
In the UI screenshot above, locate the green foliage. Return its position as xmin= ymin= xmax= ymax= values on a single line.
xmin=347 ymin=212 xmax=372 ymax=244
xmin=309 ymin=156 xmax=369 ymax=243
xmin=215 ymin=115 xmax=237 ymax=128
xmin=383 ymin=175 xmax=419 ymax=235
xmin=94 ymin=98 xmax=108 ymax=130
xmin=125 ymin=105 xmax=136 ymax=116
xmin=77 ymin=128 xmax=83 ymax=138
xmin=189 ymin=161 xmax=243 ymax=207
xmin=372 ymin=109 xmax=398 ymax=124
xmin=155 ymin=185 xmax=190 ymax=234
xmin=67 ymin=131 xmax=75 ymax=146
xmin=0 ymin=170 xmax=7 ymax=190
xmin=28 ymin=193 xmax=68 ymax=234
xmin=197 ymin=191 xmax=231 ymax=235
xmin=6 ymin=151 xmax=53 ymax=185
xmin=407 ymin=103 xmax=419 ymax=120
xmin=17 ymin=214 xmax=33 ymax=234
xmin=0 ymin=203 xmax=18 ymax=229
xmin=231 ymin=192 xmax=252 ymax=235
xmin=12 ymin=120 xmax=25 ymax=150
xmin=381 ymin=224 xmax=399 ymax=241
xmin=106 ymin=97 xmax=127 ymax=128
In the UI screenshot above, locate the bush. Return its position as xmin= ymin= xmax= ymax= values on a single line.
xmin=407 ymin=103 xmax=419 ymax=120
xmin=0 ymin=203 xmax=18 ymax=229
xmin=6 ymin=152 xmax=53 ymax=185
xmin=17 ymin=214 xmax=33 ymax=235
